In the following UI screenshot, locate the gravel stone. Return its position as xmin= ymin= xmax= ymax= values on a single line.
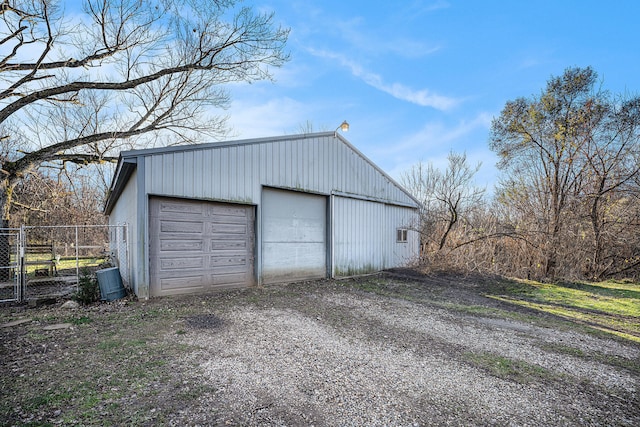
xmin=175 ymin=283 xmax=639 ymax=426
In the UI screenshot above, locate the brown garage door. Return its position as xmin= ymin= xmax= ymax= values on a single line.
xmin=149 ymin=197 xmax=255 ymax=297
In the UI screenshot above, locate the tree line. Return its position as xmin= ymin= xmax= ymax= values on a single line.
xmin=403 ymin=67 xmax=640 ymax=281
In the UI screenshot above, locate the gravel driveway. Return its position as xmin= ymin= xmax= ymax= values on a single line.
xmin=1 ymin=272 xmax=638 ymax=426
xmin=167 ymin=274 xmax=639 ymax=426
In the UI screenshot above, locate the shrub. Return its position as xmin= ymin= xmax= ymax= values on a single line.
xmin=73 ymin=268 xmax=100 ymax=305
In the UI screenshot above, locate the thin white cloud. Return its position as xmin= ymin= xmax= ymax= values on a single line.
xmin=398 ymin=1 xmax=450 ymax=22
xmin=421 ymin=0 xmax=451 ymax=13
xmin=395 ymin=112 xmax=492 ymax=153
xmin=382 ymin=37 xmax=442 ymax=58
xmin=333 ymin=18 xmax=441 ymax=59
xmin=374 ymin=112 xmax=494 ymax=180
xmin=225 ymin=97 xmax=310 ymax=138
xmin=309 ymin=49 xmax=459 ymax=111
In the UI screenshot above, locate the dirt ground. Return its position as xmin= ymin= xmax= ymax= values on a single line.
xmin=0 ymin=271 xmax=638 ymax=426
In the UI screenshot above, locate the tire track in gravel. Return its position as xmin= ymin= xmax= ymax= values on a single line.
xmin=177 ymin=283 xmax=639 ymax=426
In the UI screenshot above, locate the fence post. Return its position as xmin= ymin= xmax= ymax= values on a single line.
xmin=0 ymin=221 xmax=8 ymax=282
xmin=18 ymin=225 xmax=25 ymax=303
xmin=75 ymin=225 xmax=79 ymax=280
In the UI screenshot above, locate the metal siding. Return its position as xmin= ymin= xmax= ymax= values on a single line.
xmin=312 ymin=138 xmax=320 ymax=188
xmin=140 ymin=135 xmax=418 ymax=208
xmin=211 ymin=148 xmax=219 ymax=198
xmin=174 ymin=151 xmax=184 ymax=195
xmin=332 ymin=196 xmax=418 ymax=276
xmin=231 ymin=146 xmax=239 ymax=197
xmin=188 ymin=150 xmax=198 ymax=197
xmin=332 ymin=196 xmax=384 ymax=275
xmin=259 ymin=143 xmax=267 ymax=184
xmin=139 ymin=134 xmax=418 ymax=212
xmin=109 ymin=169 xmax=138 ymax=293
xmin=383 ymin=203 xmax=420 ymax=267
xmin=262 ymin=188 xmax=327 ymax=283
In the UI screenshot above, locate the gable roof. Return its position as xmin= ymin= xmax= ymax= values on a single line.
xmin=104 ymin=132 xmax=419 ymax=214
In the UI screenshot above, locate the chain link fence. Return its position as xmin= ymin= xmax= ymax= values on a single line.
xmin=0 ymin=229 xmax=20 ymax=302
xmin=0 ymin=224 xmax=128 ymax=302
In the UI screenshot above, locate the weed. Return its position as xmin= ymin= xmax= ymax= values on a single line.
xmin=97 ymin=340 xmax=121 ymax=351
xmin=69 ymin=316 xmax=92 ymax=325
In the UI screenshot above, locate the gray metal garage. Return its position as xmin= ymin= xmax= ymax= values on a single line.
xmin=104 ymin=132 xmax=420 ymax=299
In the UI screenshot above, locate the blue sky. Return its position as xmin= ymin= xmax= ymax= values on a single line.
xmin=225 ymin=0 xmax=640 ymax=191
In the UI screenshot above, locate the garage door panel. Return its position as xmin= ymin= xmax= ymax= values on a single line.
xmin=160 ymin=239 xmax=204 ymax=251
xmin=209 ymin=255 xmax=249 ymax=267
xmin=150 ymin=197 xmax=255 ymax=297
xmin=262 ymin=188 xmax=326 ymax=284
xmin=210 ymin=234 xmax=249 ymax=241
xmin=208 ymin=274 xmax=246 ymax=289
xmin=210 ymin=215 xmax=251 ymax=225
xmin=159 ymin=256 xmax=204 ymax=270
xmin=264 ymin=223 xmax=324 ymax=242
xmin=160 ymin=220 xmax=203 ymax=234
xmin=210 ymin=240 xmax=246 ymax=250
xmin=160 ymin=275 xmax=205 ymax=290
xmin=263 ymin=242 xmax=325 ymax=269
xmin=207 ymin=205 xmax=247 ymax=217
xmin=156 ymin=200 xmax=204 ymax=216
xmin=210 ymin=263 xmax=251 ymax=273
xmin=209 ymin=223 xmax=248 ymax=234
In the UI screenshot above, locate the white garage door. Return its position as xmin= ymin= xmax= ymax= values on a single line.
xmin=149 ymin=197 xmax=255 ymax=297
xmin=262 ymin=188 xmax=327 ymax=284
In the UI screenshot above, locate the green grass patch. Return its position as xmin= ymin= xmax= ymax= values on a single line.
xmin=487 ymin=278 xmax=640 ymax=343
xmin=350 ymin=278 xmax=391 ymax=295
xmin=68 ymin=316 xmax=92 ymax=325
xmin=97 ymin=339 xmax=122 ymax=351
xmin=464 ymin=351 xmax=553 ymax=383
xmin=26 ymin=390 xmax=73 ymax=410
xmin=537 ymin=342 xmax=586 ymax=358
xmin=436 ymin=301 xmax=523 ymax=319
xmin=56 ymin=257 xmax=108 ymax=271
xmin=512 ymin=279 xmax=640 ymax=316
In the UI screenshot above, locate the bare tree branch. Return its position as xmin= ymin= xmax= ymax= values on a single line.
xmin=0 ymin=0 xmax=289 ymax=231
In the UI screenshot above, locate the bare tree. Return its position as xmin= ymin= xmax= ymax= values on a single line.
xmin=580 ymin=97 xmax=640 ymax=279
xmin=0 ymin=0 xmax=288 ymax=224
xmin=12 ymin=170 xmax=105 ymax=227
xmin=401 ymin=151 xmax=485 ymax=257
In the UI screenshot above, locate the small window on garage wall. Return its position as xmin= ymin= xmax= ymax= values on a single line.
xmin=396 ymin=228 xmax=408 ymax=243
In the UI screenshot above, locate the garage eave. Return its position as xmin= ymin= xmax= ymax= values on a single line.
xmin=103 ymin=157 xmax=138 ymax=215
